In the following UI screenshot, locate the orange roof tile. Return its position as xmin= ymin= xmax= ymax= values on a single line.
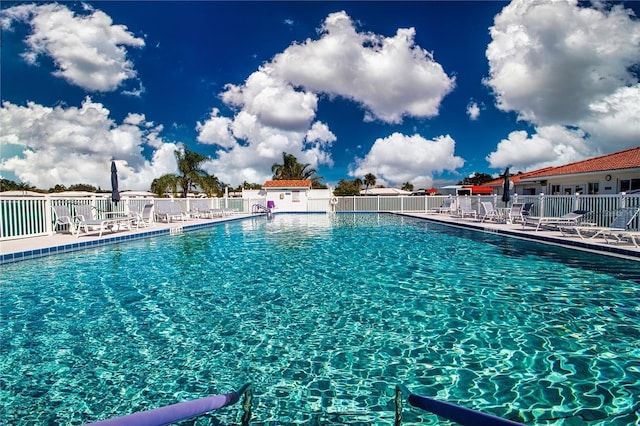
xmin=483 ymin=146 xmax=640 ymax=186
xmin=263 ymin=180 xmax=312 ymax=188
xmin=528 ymin=146 xmax=640 ymax=178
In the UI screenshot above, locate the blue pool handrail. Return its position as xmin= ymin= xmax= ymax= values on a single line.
xmin=85 ymin=383 xmax=251 ymax=426
xmin=395 ymin=385 xmax=523 ymax=426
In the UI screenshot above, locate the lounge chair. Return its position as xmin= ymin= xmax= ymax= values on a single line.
xmin=523 ymin=210 xmax=590 ymax=231
xmin=430 ymin=198 xmax=454 ymax=214
xmin=155 ymin=200 xmax=187 ymax=223
xmin=522 ymin=202 xmax=534 ymax=217
xmin=606 ymin=230 xmax=640 ymax=248
xmin=457 ymin=197 xmax=477 ymax=219
xmin=479 ymin=201 xmax=500 ymax=223
xmin=52 ymin=204 xmax=78 ymax=234
xmin=560 ymin=207 xmax=640 ymax=240
xmin=503 ymin=203 xmax=522 ymax=224
xmin=188 ymin=199 xmax=211 ymax=218
xmin=129 ymin=202 xmax=154 ymax=228
xmin=74 ymin=204 xmax=130 ymax=238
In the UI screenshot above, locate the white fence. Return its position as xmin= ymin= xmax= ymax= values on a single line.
xmin=1 ymin=193 xmax=639 ymax=241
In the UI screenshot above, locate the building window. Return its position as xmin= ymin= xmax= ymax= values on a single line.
xmin=588 ymin=182 xmax=599 ymax=195
xmin=551 ymin=184 xmax=560 ymax=195
xmin=292 ymin=190 xmax=300 ymax=202
xmin=621 ymin=179 xmax=640 ymax=192
xmin=564 ymin=187 xmax=572 ymax=195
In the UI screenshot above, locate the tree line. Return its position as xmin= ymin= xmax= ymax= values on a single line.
xmin=1 ymin=146 xmax=495 ymax=196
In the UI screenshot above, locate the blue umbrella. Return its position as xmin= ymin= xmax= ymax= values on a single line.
xmin=111 ymin=160 xmax=120 ymax=205
xmin=501 ymin=167 xmax=511 ymax=207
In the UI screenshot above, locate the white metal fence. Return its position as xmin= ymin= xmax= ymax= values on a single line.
xmin=1 ymin=193 xmax=639 ymax=241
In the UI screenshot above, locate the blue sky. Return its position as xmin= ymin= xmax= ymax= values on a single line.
xmin=1 ymin=1 xmax=639 ymax=191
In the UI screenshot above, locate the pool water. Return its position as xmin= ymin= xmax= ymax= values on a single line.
xmin=1 ymin=214 xmax=639 ymax=425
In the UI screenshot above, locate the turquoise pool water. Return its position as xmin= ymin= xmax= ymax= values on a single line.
xmin=1 ymin=214 xmax=639 ymax=425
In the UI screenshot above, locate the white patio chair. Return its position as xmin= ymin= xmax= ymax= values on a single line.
xmin=479 ymin=202 xmax=500 ymax=223
xmin=52 ymin=204 xmax=78 ymax=234
xmin=156 ymin=200 xmax=187 ymax=223
xmin=457 ymin=197 xmax=477 ymax=220
xmin=74 ymin=204 xmax=125 ymax=237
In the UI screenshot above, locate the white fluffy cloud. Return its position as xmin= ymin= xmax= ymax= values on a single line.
xmin=1 ymin=3 xmax=144 ymax=92
xmin=194 ymin=10 xmax=456 ymax=186
xmin=0 ymin=98 xmax=177 ymax=190
xmin=484 ymin=0 xmax=640 ymax=169
xmin=269 ymin=11 xmax=455 ymax=124
xmin=351 ymin=133 xmax=464 ymax=188
xmin=466 ymin=101 xmax=481 ymax=120
xmin=486 ymin=125 xmax=590 ymax=171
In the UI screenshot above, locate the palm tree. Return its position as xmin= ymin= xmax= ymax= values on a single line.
xmin=151 ymin=174 xmax=178 ymax=197
xmin=271 ymin=152 xmax=325 ymax=188
xmin=364 ymin=173 xmax=376 ymax=192
xmin=402 ymin=182 xmax=414 ymax=192
xmin=174 ymin=147 xmax=210 ymax=198
xmin=199 ymin=174 xmax=221 ymax=197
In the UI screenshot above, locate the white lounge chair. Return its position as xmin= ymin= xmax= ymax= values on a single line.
xmin=479 ymin=202 xmax=500 ymax=223
xmin=74 ymin=204 xmax=130 ymax=238
xmin=560 ymin=207 xmax=639 ymax=240
xmin=129 ymin=202 xmax=155 ymax=228
xmin=155 ymin=200 xmax=187 ymax=223
xmin=189 ymin=199 xmax=219 ymax=218
xmin=506 ymin=203 xmax=524 ymax=224
xmin=523 ymin=210 xmax=590 ymax=231
xmin=52 ymin=204 xmax=78 ymax=234
xmin=457 ymin=197 xmax=477 ymax=220
xmin=430 ymin=198 xmax=454 ymax=214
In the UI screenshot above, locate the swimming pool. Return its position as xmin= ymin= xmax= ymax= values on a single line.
xmin=1 ymin=213 xmax=639 ymax=425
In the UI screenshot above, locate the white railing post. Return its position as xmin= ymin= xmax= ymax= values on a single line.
xmin=45 ymin=196 xmax=54 ymax=235
xmin=539 ymin=193 xmax=545 ymax=217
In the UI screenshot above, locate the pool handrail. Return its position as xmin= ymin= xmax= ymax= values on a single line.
xmin=85 ymin=383 xmax=251 ymax=426
xmin=395 ymin=384 xmax=523 ymax=426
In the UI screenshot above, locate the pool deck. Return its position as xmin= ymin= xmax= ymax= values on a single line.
xmin=398 ymin=212 xmax=640 ymax=261
xmin=1 ymin=212 xmax=639 ymax=264
xmin=0 ymin=214 xmax=254 ymax=265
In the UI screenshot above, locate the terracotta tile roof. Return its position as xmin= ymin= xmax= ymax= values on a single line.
xmin=263 ymin=180 xmax=312 ymax=188
xmin=483 ymin=146 xmax=640 ymax=186
xmin=530 ymin=146 xmax=640 ymax=178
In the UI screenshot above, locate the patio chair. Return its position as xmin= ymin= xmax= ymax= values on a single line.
xmin=457 ymin=197 xmax=477 ymax=220
xmin=74 ymin=204 xmax=128 ymax=238
xmin=430 ymin=198 xmax=454 ymax=214
xmin=52 ymin=204 xmax=78 ymax=234
xmin=523 ymin=210 xmax=590 ymax=231
xmin=560 ymin=207 xmax=640 ymax=240
xmin=189 ymin=199 xmax=217 ymax=218
xmin=506 ymin=203 xmax=524 ymax=224
xmin=479 ymin=201 xmax=500 ymax=223
xmin=129 ymin=202 xmax=154 ymax=228
xmin=155 ymin=200 xmax=187 ymax=223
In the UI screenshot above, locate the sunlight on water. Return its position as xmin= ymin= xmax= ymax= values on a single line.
xmin=1 ymin=214 xmax=639 ymax=425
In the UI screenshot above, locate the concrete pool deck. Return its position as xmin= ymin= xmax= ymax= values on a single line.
xmin=1 ymin=212 xmax=638 ymax=264
xmin=398 ymin=212 xmax=640 ymax=261
xmin=0 ymin=214 xmax=254 ymax=265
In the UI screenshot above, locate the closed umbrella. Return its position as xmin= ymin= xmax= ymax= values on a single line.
xmin=501 ymin=167 xmax=511 ymax=207
xmin=111 ymin=160 xmax=120 ymax=205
